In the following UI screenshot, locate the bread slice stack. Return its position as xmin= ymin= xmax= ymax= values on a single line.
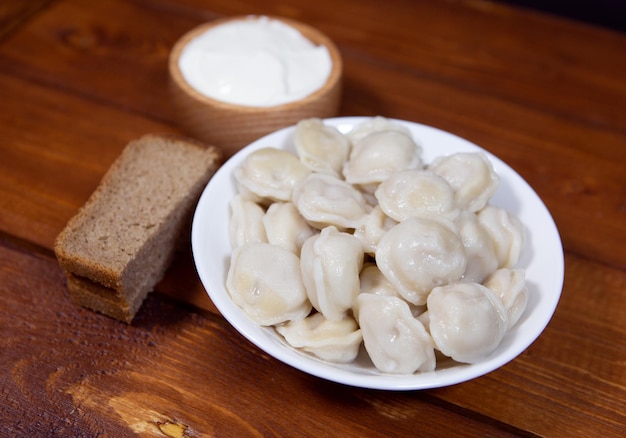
xmin=54 ymin=134 xmax=221 ymax=323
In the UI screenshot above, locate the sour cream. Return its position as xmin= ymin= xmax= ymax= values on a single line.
xmin=178 ymin=17 xmax=333 ymax=107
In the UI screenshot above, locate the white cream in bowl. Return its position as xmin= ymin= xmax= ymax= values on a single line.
xmin=178 ymin=16 xmax=333 ymax=107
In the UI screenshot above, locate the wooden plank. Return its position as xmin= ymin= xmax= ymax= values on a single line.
xmin=1 ymin=229 xmax=625 ymax=436
xmin=0 ymin=240 xmax=523 ymax=437
xmin=0 ymin=0 xmax=53 ymax=41
xmin=2 ymin=48 xmax=624 ymax=275
xmin=0 ymin=71 xmax=182 ymax=250
xmin=3 ymin=0 xmax=625 ymax=137
xmin=0 ymin=0 xmax=214 ymax=123
xmin=1 ymin=0 xmax=623 ymax=269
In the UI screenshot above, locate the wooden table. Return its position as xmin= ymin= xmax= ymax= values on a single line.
xmin=1 ymin=0 xmax=625 ymax=436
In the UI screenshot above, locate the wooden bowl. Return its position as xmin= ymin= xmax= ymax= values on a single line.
xmin=168 ymin=16 xmax=343 ymax=158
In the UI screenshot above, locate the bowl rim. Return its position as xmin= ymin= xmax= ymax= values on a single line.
xmin=168 ymin=15 xmax=343 ymax=112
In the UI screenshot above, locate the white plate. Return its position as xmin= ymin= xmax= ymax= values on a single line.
xmin=191 ymin=117 xmax=564 ymax=390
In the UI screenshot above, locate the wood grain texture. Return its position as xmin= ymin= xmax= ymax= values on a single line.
xmin=0 ymin=241 xmax=526 ymax=437
xmin=0 ymin=0 xmax=53 ymax=41
xmin=0 ymin=68 xmax=181 ymax=237
xmin=1 ymin=0 xmax=624 ymax=268
xmin=1 ymin=228 xmax=624 ymax=436
xmin=1 ymin=0 xmax=625 ymax=435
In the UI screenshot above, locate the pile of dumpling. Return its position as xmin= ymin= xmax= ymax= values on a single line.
xmin=226 ymin=117 xmax=528 ymax=374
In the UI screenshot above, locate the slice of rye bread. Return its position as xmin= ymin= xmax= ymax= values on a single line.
xmin=54 ymin=134 xmax=222 ymax=322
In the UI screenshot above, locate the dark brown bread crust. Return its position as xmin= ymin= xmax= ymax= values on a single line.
xmin=54 ymin=134 xmax=222 ymax=322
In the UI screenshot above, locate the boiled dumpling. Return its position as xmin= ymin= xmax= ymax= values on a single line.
xmin=262 ymin=202 xmax=315 ymax=254
xmin=359 ymin=263 xmax=400 ymax=298
xmin=226 ymin=242 xmax=311 ymax=326
xmin=343 ymin=130 xmax=422 ymax=186
xmin=455 ymin=211 xmax=498 ymax=283
xmin=484 ymin=268 xmax=528 ymax=330
xmin=234 ymin=147 xmax=311 ymax=204
xmin=429 ymin=152 xmax=499 ymax=212
xmin=376 ymin=217 xmax=466 ymax=305
xmin=354 ymin=182 xmax=379 ymax=208
xmin=353 ymin=206 xmax=398 ymax=254
xmin=477 ymin=205 xmax=525 ymax=268
xmin=275 ymin=313 xmax=363 ymax=363
xmin=374 ymin=170 xmax=459 ymax=223
xmin=357 ymin=293 xmax=436 ymax=374
xmin=293 ymin=173 xmax=371 ymax=230
xmin=356 ymin=264 xmax=425 ymax=321
xmin=300 ymin=226 xmax=364 ymax=321
xmin=415 ymin=310 xmax=430 ymax=333
xmin=229 ymin=194 xmax=267 ymax=249
xmin=347 ymin=116 xmax=412 ymax=144
xmin=353 ymin=263 xmax=400 ymax=321
xmin=428 ymin=282 xmax=508 ymax=363
xmin=294 ymin=118 xmax=350 ymax=177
